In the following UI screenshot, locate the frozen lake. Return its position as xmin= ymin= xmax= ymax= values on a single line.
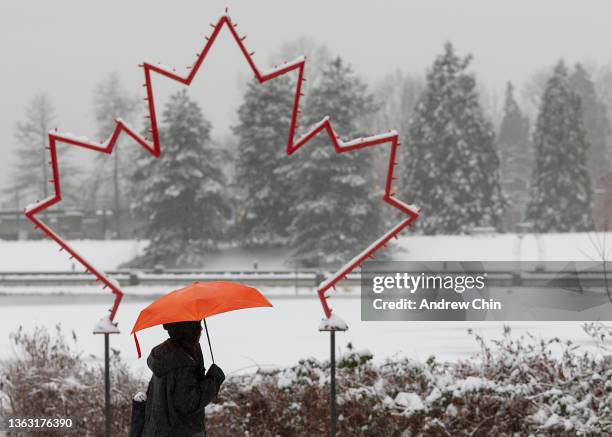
xmin=1 ymin=233 xmax=608 ymax=380
xmin=0 ymin=293 xmax=600 ymax=380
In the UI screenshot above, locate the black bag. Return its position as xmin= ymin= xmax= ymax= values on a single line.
xmin=129 ymin=394 xmax=146 ymax=437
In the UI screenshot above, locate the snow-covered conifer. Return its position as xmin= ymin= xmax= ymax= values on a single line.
xmin=403 ymin=43 xmax=505 ymax=234
xmin=232 ymin=76 xmax=295 ymax=247
xmin=130 ymin=90 xmax=230 ymax=267
xmin=526 ymin=61 xmax=593 ymax=232
xmin=290 ymin=57 xmax=384 ymax=267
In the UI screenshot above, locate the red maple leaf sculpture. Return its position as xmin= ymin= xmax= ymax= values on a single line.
xmin=24 ymin=11 xmax=419 ymax=327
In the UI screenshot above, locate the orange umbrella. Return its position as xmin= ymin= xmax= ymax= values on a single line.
xmin=131 ymin=281 xmax=273 ymax=359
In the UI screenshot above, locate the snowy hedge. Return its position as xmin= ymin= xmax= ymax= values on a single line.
xmin=1 ymin=324 xmax=611 ymax=436
xmin=207 ymin=325 xmax=612 ymax=436
xmin=0 ymin=325 xmax=139 ymax=436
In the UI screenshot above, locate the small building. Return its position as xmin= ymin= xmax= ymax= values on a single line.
xmin=0 ymin=208 xmax=144 ymax=240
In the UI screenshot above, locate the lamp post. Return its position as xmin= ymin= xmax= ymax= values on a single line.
xmin=319 ymin=314 xmax=348 ymax=437
xmin=93 ymin=314 xmax=121 ymax=437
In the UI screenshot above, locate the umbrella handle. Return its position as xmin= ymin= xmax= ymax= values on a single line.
xmin=203 ymin=318 xmax=215 ymax=364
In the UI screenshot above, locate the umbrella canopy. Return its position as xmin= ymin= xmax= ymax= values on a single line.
xmin=131 ymin=281 xmax=272 ymax=358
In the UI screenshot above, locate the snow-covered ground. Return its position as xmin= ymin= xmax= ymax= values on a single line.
xmin=0 ymin=232 xmax=609 ymax=272
xmin=0 ymin=294 xmax=601 ymax=380
xmin=396 ymin=232 xmax=612 ymax=262
xmin=0 ymin=240 xmax=149 ymax=272
xmin=0 ymin=233 xmax=608 ymax=380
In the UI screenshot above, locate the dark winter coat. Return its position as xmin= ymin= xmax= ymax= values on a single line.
xmin=140 ymin=339 xmax=225 ymax=437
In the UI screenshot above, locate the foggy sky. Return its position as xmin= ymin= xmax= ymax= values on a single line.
xmin=1 ymin=0 xmax=612 ymax=199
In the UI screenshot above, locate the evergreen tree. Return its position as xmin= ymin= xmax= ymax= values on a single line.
xmin=87 ymin=73 xmax=141 ymax=237
xmin=402 ymin=43 xmax=505 ymax=235
xmin=594 ymin=66 xmax=612 ymax=169
xmin=569 ymin=64 xmax=610 ymax=188
xmin=9 ymin=94 xmax=78 ymax=208
xmin=526 ymin=61 xmax=593 ymax=232
xmin=130 ymin=90 xmax=230 ymax=267
xmin=498 ymin=82 xmax=531 ymax=227
xmin=289 ymin=57 xmax=384 ymax=267
xmin=232 ymin=76 xmax=295 ymax=247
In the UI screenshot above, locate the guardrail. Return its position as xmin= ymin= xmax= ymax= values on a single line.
xmin=0 ymin=270 xmax=327 ymax=288
xmin=0 ymin=269 xmax=609 ymax=290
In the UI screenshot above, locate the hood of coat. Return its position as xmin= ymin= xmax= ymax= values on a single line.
xmin=147 ymin=339 xmax=204 ymax=377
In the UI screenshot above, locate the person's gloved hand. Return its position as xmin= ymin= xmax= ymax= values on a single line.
xmin=206 ymin=363 xmax=225 ymax=384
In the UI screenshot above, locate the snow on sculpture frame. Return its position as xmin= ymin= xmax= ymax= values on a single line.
xmin=23 ymin=9 xmax=420 ymax=326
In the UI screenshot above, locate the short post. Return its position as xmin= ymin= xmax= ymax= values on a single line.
xmin=319 ymin=314 xmax=348 ymax=437
xmin=93 ymin=314 xmax=121 ymax=437
xmin=330 ymin=330 xmax=336 ymax=437
xmin=104 ymin=333 xmax=111 ymax=437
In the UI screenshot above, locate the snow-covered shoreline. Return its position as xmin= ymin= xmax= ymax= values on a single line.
xmin=0 ymin=295 xmax=604 ymax=376
xmin=0 ymin=232 xmax=609 ymax=273
xmin=0 ymin=232 xmax=609 ymax=375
